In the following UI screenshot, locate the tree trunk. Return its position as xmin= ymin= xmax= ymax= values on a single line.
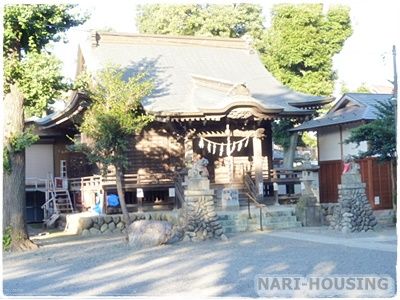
xmin=115 ymin=166 xmax=131 ymax=227
xmin=283 ymin=133 xmax=298 ymax=169
xmin=3 ymin=85 xmax=38 ymax=251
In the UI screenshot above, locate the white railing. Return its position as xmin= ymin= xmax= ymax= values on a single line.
xmin=25 ymin=177 xmax=49 ymax=191
xmin=69 ymin=175 xmax=102 ymax=191
xmin=68 ymin=172 xmax=175 ymax=191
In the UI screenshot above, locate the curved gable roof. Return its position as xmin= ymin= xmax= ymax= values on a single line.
xmin=79 ymin=31 xmax=331 ymax=118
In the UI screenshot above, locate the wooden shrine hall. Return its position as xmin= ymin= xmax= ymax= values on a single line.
xmin=25 ymin=31 xmax=332 ymax=219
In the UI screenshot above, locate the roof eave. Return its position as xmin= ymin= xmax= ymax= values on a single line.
xmin=290 ymin=118 xmax=372 ymax=132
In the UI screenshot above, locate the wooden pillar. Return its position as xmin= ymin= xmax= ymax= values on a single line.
xmin=367 ymin=158 xmax=374 ymax=205
xmin=262 ymin=121 xmax=274 ymax=196
xmin=262 ymin=121 xmax=273 ymax=176
xmin=184 ymin=134 xmax=194 ymax=167
xmin=253 ymin=135 xmax=264 ymax=199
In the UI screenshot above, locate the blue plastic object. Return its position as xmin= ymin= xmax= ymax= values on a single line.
xmin=107 ymin=194 xmax=119 ymax=207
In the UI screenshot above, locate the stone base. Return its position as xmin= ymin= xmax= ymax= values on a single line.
xmin=181 ymin=176 xmax=227 ymax=241
xmin=295 ymin=195 xmax=322 ymax=227
xmin=184 ymin=176 xmax=210 ymax=190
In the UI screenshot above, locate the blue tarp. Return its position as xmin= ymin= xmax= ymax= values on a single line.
xmin=107 ymin=194 xmax=119 ymax=207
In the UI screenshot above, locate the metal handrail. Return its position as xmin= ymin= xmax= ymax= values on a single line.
xmin=244 ymin=173 xmax=258 ymax=199
xmin=245 ymin=192 xmax=266 ymax=231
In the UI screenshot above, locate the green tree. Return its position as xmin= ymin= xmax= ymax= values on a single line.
xmin=345 ymin=100 xmax=396 ymax=210
xmin=74 ymin=66 xmax=154 ymax=226
xmin=3 ymin=4 xmax=86 ymax=251
xmin=262 ymin=4 xmax=352 ymax=96
xmin=263 ymin=4 xmax=352 ymax=166
xmin=345 ymin=101 xmax=396 ymax=160
xmin=137 ymin=4 xmax=264 ymax=39
xmin=341 ymin=81 xmax=371 ymax=94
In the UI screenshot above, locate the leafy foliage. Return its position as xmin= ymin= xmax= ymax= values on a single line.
xmin=301 ymin=131 xmax=317 ymax=149
xmin=3 ymin=130 xmax=39 ymax=174
xmin=74 ymin=66 xmax=154 ymax=172
xmin=3 ymin=4 xmax=87 ymax=116
xmin=3 ymin=226 xmax=13 ymax=251
xmin=272 ymin=120 xmax=297 ymax=150
xmin=262 ymin=4 xmax=352 ymax=96
xmin=3 ymin=4 xmax=86 ymax=55
xmin=264 ymin=4 xmax=352 ymax=151
xmin=345 ymin=100 xmax=396 ymax=160
xmin=17 ymin=51 xmax=68 ymax=117
xmin=137 ymin=4 xmax=264 ymax=39
xmin=340 ymin=82 xmax=371 ymax=94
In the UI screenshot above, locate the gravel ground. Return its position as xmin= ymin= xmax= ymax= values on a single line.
xmin=2 ymin=227 xmax=397 ymax=297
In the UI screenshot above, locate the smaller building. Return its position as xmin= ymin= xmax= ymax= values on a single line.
xmin=293 ymin=93 xmax=394 ymax=210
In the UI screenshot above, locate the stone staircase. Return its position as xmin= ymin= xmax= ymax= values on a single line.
xmin=217 ymin=206 xmax=302 ymax=234
xmin=212 ymin=183 xmax=251 ymax=209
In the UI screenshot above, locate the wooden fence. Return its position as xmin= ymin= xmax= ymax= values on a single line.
xmin=319 ymin=158 xmax=394 ymax=209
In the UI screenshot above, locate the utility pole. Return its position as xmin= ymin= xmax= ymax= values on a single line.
xmin=392 ymin=45 xmax=398 ymax=100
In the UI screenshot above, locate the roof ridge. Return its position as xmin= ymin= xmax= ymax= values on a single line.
xmin=345 ymin=92 xmax=393 ymax=96
xmin=92 ymin=31 xmax=250 ymax=50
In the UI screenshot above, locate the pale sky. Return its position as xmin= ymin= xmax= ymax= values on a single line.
xmin=46 ymin=0 xmax=400 ymax=96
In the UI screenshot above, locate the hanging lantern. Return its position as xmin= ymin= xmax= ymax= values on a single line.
xmin=219 ymin=144 xmax=224 ymax=156
xmin=230 ymin=142 xmax=236 ymax=155
xmin=207 ymin=142 xmax=212 ymax=153
xmin=212 ymin=143 xmax=217 ymax=154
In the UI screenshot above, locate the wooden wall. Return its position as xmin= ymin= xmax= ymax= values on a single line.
xmin=126 ymin=126 xmax=184 ymax=175
xmin=319 ymin=158 xmax=393 ymax=209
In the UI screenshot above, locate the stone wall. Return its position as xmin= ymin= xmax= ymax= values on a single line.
xmin=64 ymin=211 xmax=179 ymax=235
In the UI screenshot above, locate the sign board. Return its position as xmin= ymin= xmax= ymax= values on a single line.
xmin=136 ymin=188 xmax=144 ymax=198
xmin=258 ymin=182 xmax=264 ymax=195
xmin=273 ymin=182 xmax=279 ymax=191
xmin=374 ymin=196 xmax=380 ymax=205
xmin=169 ymin=188 xmax=176 ymax=197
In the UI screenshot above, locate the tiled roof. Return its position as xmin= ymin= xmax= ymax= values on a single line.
xmin=79 ymin=31 xmax=330 ymax=117
xmin=292 ymin=93 xmax=394 ymax=131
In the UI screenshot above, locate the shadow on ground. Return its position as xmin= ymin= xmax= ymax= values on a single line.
xmin=2 ymin=227 xmax=397 ymax=297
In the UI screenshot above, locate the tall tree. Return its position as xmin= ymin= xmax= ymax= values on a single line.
xmin=137 ymin=4 xmax=264 ymax=39
xmin=262 ymin=4 xmax=352 ymax=96
xmin=263 ymin=4 xmax=352 ymax=166
xmin=73 ymin=66 xmax=154 ymax=227
xmin=3 ymin=4 xmax=86 ymax=251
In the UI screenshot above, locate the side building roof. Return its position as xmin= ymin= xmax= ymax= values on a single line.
xmin=291 ymin=93 xmax=394 ymax=132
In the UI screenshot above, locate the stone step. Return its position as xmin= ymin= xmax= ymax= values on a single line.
xmin=217 ymin=206 xmax=301 ymax=234
xmin=223 ymin=221 xmax=302 ymax=234
xmin=218 ymin=215 xmax=298 ymax=226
